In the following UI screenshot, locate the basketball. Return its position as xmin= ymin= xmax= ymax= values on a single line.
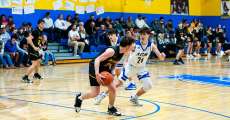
xmin=100 ymin=71 xmax=114 ymax=86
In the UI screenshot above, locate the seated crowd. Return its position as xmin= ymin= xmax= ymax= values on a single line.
xmin=0 ymin=13 xmax=228 ymax=69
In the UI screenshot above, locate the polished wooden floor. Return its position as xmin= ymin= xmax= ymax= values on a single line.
xmin=0 ymin=57 xmax=230 ymax=120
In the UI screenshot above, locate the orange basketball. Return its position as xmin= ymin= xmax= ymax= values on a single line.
xmin=100 ymin=71 xmax=114 ymax=86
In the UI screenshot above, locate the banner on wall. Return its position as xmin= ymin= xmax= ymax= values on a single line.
xmin=96 ymin=6 xmax=104 ymax=15
xmin=86 ymin=5 xmax=95 ymax=13
xmin=0 ymin=0 xmax=11 ymax=7
xmin=221 ymin=0 xmax=230 ymax=18
xmin=65 ymin=1 xmax=74 ymax=11
xmin=12 ymin=6 xmax=23 ymax=14
xmin=76 ymin=6 xmax=85 ymax=14
xmin=170 ymin=0 xmax=189 ymax=15
xmin=53 ymin=0 xmax=63 ymax=10
xmin=12 ymin=0 xmax=23 ymax=5
xmin=24 ymin=5 xmax=35 ymax=14
xmin=25 ymin=0 xmax=36 ymax=4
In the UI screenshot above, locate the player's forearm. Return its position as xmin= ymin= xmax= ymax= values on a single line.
xmin=153 ymin=48 xmax=164 ymax=60
xmin=94 ymin=58 xmax=100 ymax=75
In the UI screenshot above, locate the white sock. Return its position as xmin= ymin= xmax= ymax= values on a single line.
xmin=108 ymin=104 xmax=113 ymax=108
xmin=79 ymin=95 xmax=83 ymax=100
xmin=132 ymin=94 xmax=138 ymax=99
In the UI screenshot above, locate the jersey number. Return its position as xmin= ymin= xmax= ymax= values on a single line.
xmin=137 ymin=57 xmax=144 ymax=64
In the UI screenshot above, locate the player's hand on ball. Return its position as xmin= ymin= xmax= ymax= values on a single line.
xmin=96 ymin=73 xmax=105 ymax=85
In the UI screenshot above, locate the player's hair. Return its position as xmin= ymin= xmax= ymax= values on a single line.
xmin=139 ymin=27 xmax=151 ymax=34
xmin=37 ymin=19 xmax=45 ymax=25
xmin=119 ymin=36 xmax=135 ymax=47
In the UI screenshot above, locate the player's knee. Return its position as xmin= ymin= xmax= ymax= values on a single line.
xmin=142 ymin=78 xmax=153 ymax=92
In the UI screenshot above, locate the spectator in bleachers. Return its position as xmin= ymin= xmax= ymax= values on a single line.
xmin=95 ymin=17 xmax=104 ymax=30
xmin=158 ymin=17 xmax=166 ymax=33
xmin=54 ymin=14 xmax=68 ymax=41
xmin=216 ymin=25 xmax=225 ymax=57
xmin=119 ymin=17 xmax=127 ymax=29
xmin=78 ymin=22 xmax=89 ymax=52
xmin=72 ymin=14 xmax=80 ymax=26
xmin=174 ymin=24 xmax=186 ymax=65
xmin=41 ymin=35 xmax=56 ymax=65
xmin=17 ymin=27 xmax=24 ymax=41
xmin=107 ymin=24 xmax=114 ymax=32
xmin=166 ymin=19 xmax=175 ymax=41
xmin=43 ymin=12 xmax=54 ymax=41
xmin=135 ymin=14 xmax=149 ymax=29
xmin=0 ymin=40 xmax=3 ymax=66
xmin=0 ymin=36 xmax=14 ymax=68
xmin=186 ymin=34 xmax=194 ymax=58
xmin=142 ymin=16 xmax=149 ymax=26
xmin=151 ymin=19 xmax=160 ymax=33
xmin=68 ymin=24 xmax=85 ymax=56
xmin=126 ymin=16 xmax=135 ymax=28
xmin=125 ymin=28 xmax=136 ymax=40
xmin=0 ymin=24 xmax=14 ymax=68
xmin=66 ymin=15 xmax=72 ymax=31
xmin=0 ymin=25 xmax=11 ymax=44
xmin=133 ymin=27 xmax=140 ymax=40
xmin=26 ymin=22 xmax=33 ymax=33
xmin=21 ymin=22 xmax=27 ymax=32
xmin=85 ymin=15 xmax=96 ymax=34
xmin=96 ymin=24 xmax=108 ymax=47
xmin=4 ymin=34 xmax=23 ymax=67
xmin=19 ymin=32 xmax=30 ymax=66
xmin=193 ymin=36 xmax=201 ymax=58
xmin=7 ymin=16 xmax=14 ymax=30
xmin=206 ymin=26 xmax=214 ymax=58
xmin=103 ymin=16 xmax=112 ymax=28
xmin=86 ymin=21 xmax=97 ymax=47
xmin=0 ymin=15 xmax=8 ymax=26
xmin=114 ymin=19 xmax=124 ymax=36
xmin=8 ymin=24 xmax=17 ymax=36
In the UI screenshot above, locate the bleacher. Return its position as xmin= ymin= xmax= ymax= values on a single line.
xmin=48 ymin=42 xmax=99 ymax=64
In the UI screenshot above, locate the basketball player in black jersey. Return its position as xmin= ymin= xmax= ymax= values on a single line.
xmin=22 ymin=19 xmax=45 ymax=83
xmin=74 ymin=37 xmax=135 ymax=116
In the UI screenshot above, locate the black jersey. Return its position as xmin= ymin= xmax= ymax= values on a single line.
xmin=89 ymin=46 xmax=124 ymax=86
xmin=90 ymin=46 xmax=124 ymax=71
xmin=28 ymin=28 xmax=43 ymax=60
xmin=28 ymin=27 xmax=43 ymax=51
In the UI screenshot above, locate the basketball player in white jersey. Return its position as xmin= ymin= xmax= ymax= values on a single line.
xmin=94 ymin=28 xmax=165 ymax=106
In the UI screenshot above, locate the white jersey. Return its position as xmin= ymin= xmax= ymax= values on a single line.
xmin=128 ymin=40 xmax=152 ymax=67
